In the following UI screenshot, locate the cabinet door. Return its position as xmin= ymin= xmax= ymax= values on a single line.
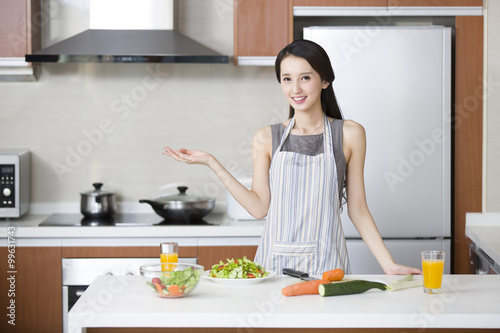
xmin=294 ymin=0 xmax=482 ymax=6
xmin=198 ymin=245 xmax=258 ymax=269
xmin=294 ymin=0 xmax=386 ymax=5
xmin=388 ymin=0 xmax=482 ymax=6
xmin=0 ymin=246 xmax=62 ymax=333
xmin=0 ymin=0 xmax=41 ymax=57
xmin=62 ymin=246 xmax=198 ymax=258
xmin=234 ymin=0 xmax=292 ymax=64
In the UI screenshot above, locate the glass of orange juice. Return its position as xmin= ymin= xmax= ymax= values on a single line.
xmin=160 ymin=242 xmax=178 ymax=271
xmin=421 ymin=250 xmax=445 ymax=294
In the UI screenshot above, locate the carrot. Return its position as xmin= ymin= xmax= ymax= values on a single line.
xmin=168 ymin=285 xmax=180 ymax=294
xmin=153 ymin=282 xmax=163 ymax=295
xmin=322 ymin=268 xmax=345 ymax=282
xmin=281 ymin=279 xmax=331 ymax=297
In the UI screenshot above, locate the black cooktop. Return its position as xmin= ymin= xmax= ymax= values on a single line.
xmin=39 ymin=213 xmax=218 ymax=227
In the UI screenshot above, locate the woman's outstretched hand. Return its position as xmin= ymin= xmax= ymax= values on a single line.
xmin=163 ymin=146 xmax=214 ymax=166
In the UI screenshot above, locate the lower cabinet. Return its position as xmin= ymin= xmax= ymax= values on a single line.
xmin=61 ymin=245 xmax=197 ymax=259
xmin=197 ymin=245 xmax=258 ymax=269
xmin=0 ymin=246 xmax=62 ymax=333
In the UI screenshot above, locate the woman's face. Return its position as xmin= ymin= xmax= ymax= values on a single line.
xmin=279 ymin=55 xmax=329 ymax=114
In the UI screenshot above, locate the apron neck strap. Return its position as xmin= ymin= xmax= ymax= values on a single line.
xmin=278 ymin=114 xmax=333 ymax=155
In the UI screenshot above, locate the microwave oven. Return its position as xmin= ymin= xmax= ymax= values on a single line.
xmin=0 ymin=149 xmax=30 ymax=218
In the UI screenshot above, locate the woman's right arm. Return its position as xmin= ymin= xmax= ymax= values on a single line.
xmin=163 ymin=125 xmax=272 ymax=219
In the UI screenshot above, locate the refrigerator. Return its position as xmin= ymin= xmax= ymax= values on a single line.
xmin=304 ymin=26 xmax=452 ymax=273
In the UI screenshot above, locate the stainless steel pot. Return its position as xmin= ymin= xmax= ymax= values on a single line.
xmin=139 ymin=186 xmax=215 ymax=222
xmin=80 ymin=183 xmax=117 ymax=218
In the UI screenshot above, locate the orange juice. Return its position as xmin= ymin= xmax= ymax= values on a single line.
xmin=422 ymin=259 xmax=444 ymax=289
xmin=161 ymin=252 xmax=178 ymax=271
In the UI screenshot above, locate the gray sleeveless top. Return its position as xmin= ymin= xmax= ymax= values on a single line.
xmin=270 ymin=118 xmax=346 ymax=204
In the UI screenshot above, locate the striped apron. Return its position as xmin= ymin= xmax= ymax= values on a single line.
xmin=254 ymin=114 xmax=351 ymax=275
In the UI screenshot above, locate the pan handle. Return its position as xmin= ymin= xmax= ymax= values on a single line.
xmin=138 ymin=199 xmax=164 ymax=210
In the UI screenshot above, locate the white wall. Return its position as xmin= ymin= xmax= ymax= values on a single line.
xmin=0 ymin=63 xmax=287 ymax=212
xmin=486 ymin=0 xmax=500 ymax=212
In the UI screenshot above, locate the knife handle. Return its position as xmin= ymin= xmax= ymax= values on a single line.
xmin=282 ymin=268 xmax=307 ymax=278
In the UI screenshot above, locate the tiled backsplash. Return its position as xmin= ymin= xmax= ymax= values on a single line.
xmin=0 ymin=62 xmax=287 ymax=211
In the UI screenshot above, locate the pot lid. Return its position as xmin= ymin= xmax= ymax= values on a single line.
xmin=155 ymin=186 xmax=214 ymax=203
xmin=80 ymin=183 xmax=115 ymax=196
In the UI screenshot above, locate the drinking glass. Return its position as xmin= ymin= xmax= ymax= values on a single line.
xmin=421 ymin=250 xmax=445 ymax=294
xmin=160 ymin=242 xmax=178 ymax=271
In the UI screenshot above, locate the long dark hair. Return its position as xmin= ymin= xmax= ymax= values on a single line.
xmin=275 ymin=40 xmax=343 ymax=120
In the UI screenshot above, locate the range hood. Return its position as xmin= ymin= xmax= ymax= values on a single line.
xmin=25 ymin=0 xmax=229 ymax=64
xmin=25 ymin=30 xmax=229 ymax=64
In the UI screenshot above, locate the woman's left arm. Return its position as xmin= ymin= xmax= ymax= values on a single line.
xmin=343 ymin=120 xmax=422 ymax=275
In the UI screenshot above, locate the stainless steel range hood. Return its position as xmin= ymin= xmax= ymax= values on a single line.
xmin=25 ymin=0 xmax=229 ymax=64
xmin=25 ymin=29 xmax=229 ymax=63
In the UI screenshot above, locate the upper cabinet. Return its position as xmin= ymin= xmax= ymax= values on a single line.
xmin=294 ymin=0 xmax=482 ymax=6
xmin=233 ymin=0 xmax=483 ymax=66
xmin=294 ymin=0 xmax=385 ymax=5
xmin=0 ymin=0 xmax=40 ymax=57
xmin=234 ymin=0 xmax=292 ymax=65
xmin=0 ymin=0 xmax=40 ymax=81
xmin=388 ymin=0 xmax=482 ymax=5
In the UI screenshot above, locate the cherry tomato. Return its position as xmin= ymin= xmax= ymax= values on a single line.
xmin=247 ymin=273 xmax=255 ymax=278
xmin=152 ymin=277 xmax=161 ymax=285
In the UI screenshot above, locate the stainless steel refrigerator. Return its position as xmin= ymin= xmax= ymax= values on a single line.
xmin=304 ymin=26 xmax=452 ymax=273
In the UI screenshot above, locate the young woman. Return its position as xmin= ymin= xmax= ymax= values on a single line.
xmin=164 ymin=40 xmax=421 ymax=276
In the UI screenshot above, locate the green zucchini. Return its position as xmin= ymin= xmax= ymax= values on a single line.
xmin=318 ymin=280 xmax=387 ymax=297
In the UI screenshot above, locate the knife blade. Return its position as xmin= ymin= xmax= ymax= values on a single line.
xmin=282 ymin=268 xmax=318 ymax=281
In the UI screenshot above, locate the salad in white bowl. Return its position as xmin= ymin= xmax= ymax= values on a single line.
xmin=207 ymin=257 xmax=271 ymax=279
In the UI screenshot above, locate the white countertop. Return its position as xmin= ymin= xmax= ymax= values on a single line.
xmin=465 ymin=212 xmax=500 ymax=265
xmin=0 ymin=213 xmax=265 ymax=247
xmin=68 ymin=274 xmax=500 ymax=332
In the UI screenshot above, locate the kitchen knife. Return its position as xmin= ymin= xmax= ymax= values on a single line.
xmin=282 ymin=268 xmax=318 ymax=281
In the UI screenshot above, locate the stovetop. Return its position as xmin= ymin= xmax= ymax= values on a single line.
xmin=39 ymin=213 xmax=218 ymax=227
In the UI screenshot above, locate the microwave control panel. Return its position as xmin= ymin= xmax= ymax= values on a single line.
xmin=0 ymin=164 xmax=15 ymax=208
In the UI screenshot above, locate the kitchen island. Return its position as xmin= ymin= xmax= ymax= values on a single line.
xmin=69 ymin=274 xmax=500 ymax=333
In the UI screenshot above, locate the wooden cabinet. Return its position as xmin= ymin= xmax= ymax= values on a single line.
xmin=233 ymin=0 xmax=483 ymax=64
xmin=61 ymin=245 xmax=257 ymax=269
xmin=453 ymin=15 xmax=483 ymax=274
xmin=61 ymin=246 xmax=197 ymax=259
xmin=234 ymin=0 xmax=292 ymax=65
xmin=233 ymin=0 xmax=389 ymax=64
xmin=388 ymin=0 xmax=482 ymax=6
xmin=0 ymin=246 xmax=62 ymax=333
xmin=295 ymin=0 xmax=385 ymax=5
xmin=0 ymin=0 xmax=40 ymax=58
xmin=198 ymin=245 xmax=258 ymax=269
xmin=295 ymin=0 xmax=482 ymax=5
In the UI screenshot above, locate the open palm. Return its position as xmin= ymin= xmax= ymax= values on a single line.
xmin=163 ymin=147 xmax=213 ymax=166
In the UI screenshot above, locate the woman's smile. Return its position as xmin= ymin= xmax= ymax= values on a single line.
xmin=292 ymin=96 xmax=307 ymax=104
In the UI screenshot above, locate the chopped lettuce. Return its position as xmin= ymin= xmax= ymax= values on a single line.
xmin=149 ymin=267 xmax=202 ymax=296
xmin=209 ymin=257 xmax=269 ymax=279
